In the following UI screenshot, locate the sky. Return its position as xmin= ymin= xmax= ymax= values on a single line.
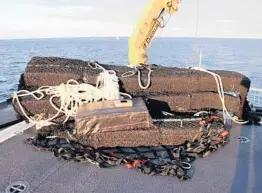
xmin=0 ymin=0 xmax=262 ymax=39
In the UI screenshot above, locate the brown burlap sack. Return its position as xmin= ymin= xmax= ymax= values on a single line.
xmin=37 ymin=121 xmax=202 ymax=148
xmin=12 ymin=92 xmax=243 ymax=121
xmin=76 ymin=119 xmax=202 ymax=148
xmin=21 ymin=57 xmax=250 ymax=97
xmin=148 ymin=92 xmax=242 ymax=117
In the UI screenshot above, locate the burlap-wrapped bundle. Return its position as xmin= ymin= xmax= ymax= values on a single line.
xmin=82 ymin=127 xmax=201 ymax=148
xmin=40 ymin=125 xmax=201 ymax=148
xmin=21 ymin=57 xmax=250 ymax=94
xmin=13 ymin=92 xmax=243 ymax=122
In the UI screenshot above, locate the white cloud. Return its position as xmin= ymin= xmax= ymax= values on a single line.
xmin=172 ymin=28 xmax=184 ymax=31
xmin=223 ymin=29 xmax=233 ymax=33
xmin=1 ymin=0 xmax=262 ymax=39
xmin=216 ymin=20 xmax=236 ymax=23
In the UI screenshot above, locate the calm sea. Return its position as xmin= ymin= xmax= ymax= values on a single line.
xmin=0 ymin=37 xmax=262 ymax=103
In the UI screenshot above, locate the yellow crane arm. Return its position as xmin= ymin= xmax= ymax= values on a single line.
xmin=128 ymin=0 xmax=180 ymax=66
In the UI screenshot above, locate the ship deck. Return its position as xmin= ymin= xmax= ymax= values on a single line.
xmin=0 ymin=121 xmax=261 ymax=193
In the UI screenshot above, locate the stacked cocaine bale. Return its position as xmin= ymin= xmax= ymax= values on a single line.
xmin=12 ymin=56 xmax=250 ymax=147
xmin=15 ymin=56 xmax=250 ymax=120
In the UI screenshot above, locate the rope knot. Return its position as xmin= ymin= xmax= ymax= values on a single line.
xmin=97 ymin=70 xmax=121 ymax=100
xmin=31 ymin=114 xmax=57 ymax=130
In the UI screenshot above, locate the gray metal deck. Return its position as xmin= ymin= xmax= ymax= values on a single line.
xmin=0 ymin=122 xmax=261 ymax=193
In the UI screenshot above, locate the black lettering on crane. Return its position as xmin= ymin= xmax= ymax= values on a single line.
xmin=143 ymin=21 xmax=160 ymax=49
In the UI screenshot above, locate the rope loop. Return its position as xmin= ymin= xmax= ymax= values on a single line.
xmin=122 ymin=70 xmax=137 ymax=78
xmin=122 ymin=65 xmax=153 ymax=90
xmin=137 ymin=66 xmax=152 ymax=89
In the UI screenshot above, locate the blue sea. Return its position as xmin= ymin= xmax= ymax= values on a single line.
xmin=0 ymin=37 xmax=262 ymax=104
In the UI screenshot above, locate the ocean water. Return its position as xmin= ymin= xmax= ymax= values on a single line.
xmin=0 ymin=37 xmax=262 ymax=103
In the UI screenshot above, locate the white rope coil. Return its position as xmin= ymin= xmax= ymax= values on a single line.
xmin=12 ymin=62 xmax=131 ymax=130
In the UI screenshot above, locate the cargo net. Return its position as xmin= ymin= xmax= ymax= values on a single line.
xmin=156 ymin=120 xmax=200 ymax=130
xmin=150 ymin=110 xmax=225 ymax=130
xmin=24 ymin=113 xmax=229 ymax=181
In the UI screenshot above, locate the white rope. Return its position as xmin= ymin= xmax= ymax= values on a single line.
xmin=193 ymin=111 xmax=209 ymax=117
xmin=122 ymin=66 xmax=152 ymax=89
xmin=190 ymin=66 xmax=249 ymax=125
xmin=137 ymin=67 xmax=152 ymax=89
xmin=11 ymin=62 xmax=132 ymax=130
xmin=152 ymin=118 xmax=202 ymax=122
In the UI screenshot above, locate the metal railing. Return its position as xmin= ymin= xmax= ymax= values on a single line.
xmin=247 ymin=88 xmax=262 ymax=108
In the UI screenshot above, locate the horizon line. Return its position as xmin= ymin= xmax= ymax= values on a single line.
xmin=1 ymin=36 xmax=262 ymax=41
